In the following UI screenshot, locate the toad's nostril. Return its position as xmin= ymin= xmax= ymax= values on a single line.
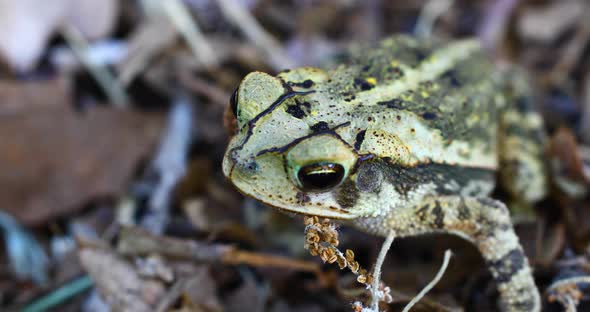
xmin=245 ymin=161 xmax=259 ymax=172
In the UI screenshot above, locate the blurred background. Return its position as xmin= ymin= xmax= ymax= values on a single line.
xmin=1 ymin=0 xmax=590 ymax=311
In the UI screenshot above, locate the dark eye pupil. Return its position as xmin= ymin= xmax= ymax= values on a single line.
xmin=297 ymin=163 xmax=345 ymax=191
xmin=230 ymin=87 xmax=239 ymax=117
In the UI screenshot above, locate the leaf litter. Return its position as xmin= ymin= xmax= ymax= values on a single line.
xmin=1 ymin=0 xmax=590 ymax=311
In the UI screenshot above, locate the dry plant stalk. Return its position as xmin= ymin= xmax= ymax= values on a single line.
xmin=401 ymin=249 xmax=452 ymax=312
xmin=304 ymin=216 xmax=453 ymax=312
xmin=304 ymin=216 xmax=393 ymax=311
xmin=304 ymin=216 xmax=373 ymax=285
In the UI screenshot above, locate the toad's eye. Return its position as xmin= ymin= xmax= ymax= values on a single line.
xmin=297 ymin=163 xmax=345 ymax=192
xmin=230 ymin=87 xmax=239 ymax=118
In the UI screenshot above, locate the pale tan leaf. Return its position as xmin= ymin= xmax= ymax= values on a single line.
xmin=0 ymin=0 xmax=67 ymax=71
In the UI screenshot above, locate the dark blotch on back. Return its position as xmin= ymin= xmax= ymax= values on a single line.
xmin=414 ymin=49 xmax=428 ymax=63
xmin=310 ymin=121 xmax=330 ymax=133
xmin=334 ymin=179 xmax=359 ymax=208
xmin=378 ymin=98 xmax=404 ymax=109
xmin=290 ymin=79 xmax=315 ymax=88
xmin=441 ymin=69 xmax=462 ymax=87
xmin=354 ymin=78 xmax=374 ymax=91
xmin=354 ymin=130 xmax=366 ymax=150
xmin=422 ymin=112 xmax=437 ymax=120
xmin=286 ymin=105 xmax=306 ymax=119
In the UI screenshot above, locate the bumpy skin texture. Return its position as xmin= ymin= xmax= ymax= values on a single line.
xmin=223 ymin=35 xmax=547 ymax=311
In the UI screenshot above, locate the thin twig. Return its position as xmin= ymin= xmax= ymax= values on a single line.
xmin=547 ymin=9 xmax=590 ymax=86
xmin=215 ymin=0 xmax=295 ymax=70
xmin=223 ymin=249 xmax=321 ymax=273
xmin=118 ymin=226 xmax=322 ymax=274
xmin=402 ymin=249 xmax=453 ymax=312
xmin=21 ymin=276 xmax=93 ymax=312
xmin=546 ymin=276 xmax=590 ymax=292
xmin=370 ymin=230 xmax=395 ymax=311
xmin=477 ymin=0 xmax=519 ymax=52
xmin=178 ymin=69 xmax=229 ymax=107
xmin=155 ymin=274 xmax=202 ymax=312
xmin=414 ymin=0 xmax=455 ymax=39
xmin=389 ymin=289 xmax=460 ymax=312
xmin=139 ymin=97 xmax=193 ymax=234
xmin=61 ymin=24 xmax=129 ymax=107
xmin=117 ymin=13 xmax=178 ymax=86
xmin=158 ymin=0 xmax=219 ymax=67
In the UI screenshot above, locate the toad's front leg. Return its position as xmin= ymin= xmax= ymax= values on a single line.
xmin=355 ymin=196 xmax=540 ymax=312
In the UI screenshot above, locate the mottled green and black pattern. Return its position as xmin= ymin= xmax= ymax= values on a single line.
xmin=317 ymin=35 xmax=500 ymax=143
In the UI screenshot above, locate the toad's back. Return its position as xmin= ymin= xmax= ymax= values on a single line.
xmin=281 ymin=36 xmax=502 ymax=170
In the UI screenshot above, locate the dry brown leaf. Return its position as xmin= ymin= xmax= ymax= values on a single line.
xmin=79 ymin=245 xmax=166 ymax=311
xmin=223 ymin=274 xmax=265 ymax=312
xmin=181 ymin=268 xmax=223 ymax=312
xmin=159 ymin=267 xmax=223 ymax=312
xmin=0 ymin=78 xmax=164 ymax=225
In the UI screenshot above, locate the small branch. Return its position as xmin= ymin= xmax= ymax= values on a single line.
xmin=477 ymin=0 xmax=519 ymax=52
xmin=178 ymin=69 xmax=230 ymax=107
xmin=139 ymin=97 xmax=193 ymax=234
xmin=118 ymin=226 xmax=321 ymax=274
xmin=21 ymin=276 xmax=93 ymax=312
xmin=547 ymin=9 xmax=590 ymax=86
xmin=223 ymin=249 xmax=321 ymax=273
xmin=414 ymin=0 xmax=455 ymax=39
xmin=61 ymin=24 xmax=129 ymax=107
xmin=154 ymin=273 xmax=214 ymax=312
xmin=215 ymin=0 xmax=295 ymax=70
xmin=158 ymin=0 xmax=219 ymax=67
xmin=546 ymin=275 xmax=590 ymax=292
xmin=117 ymin=13 xmax=178 ymax=86
xmin=118 ymin=226 xmax=231 ymax=261
xmin=402 ymin=249 xmax=453 ymax=312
